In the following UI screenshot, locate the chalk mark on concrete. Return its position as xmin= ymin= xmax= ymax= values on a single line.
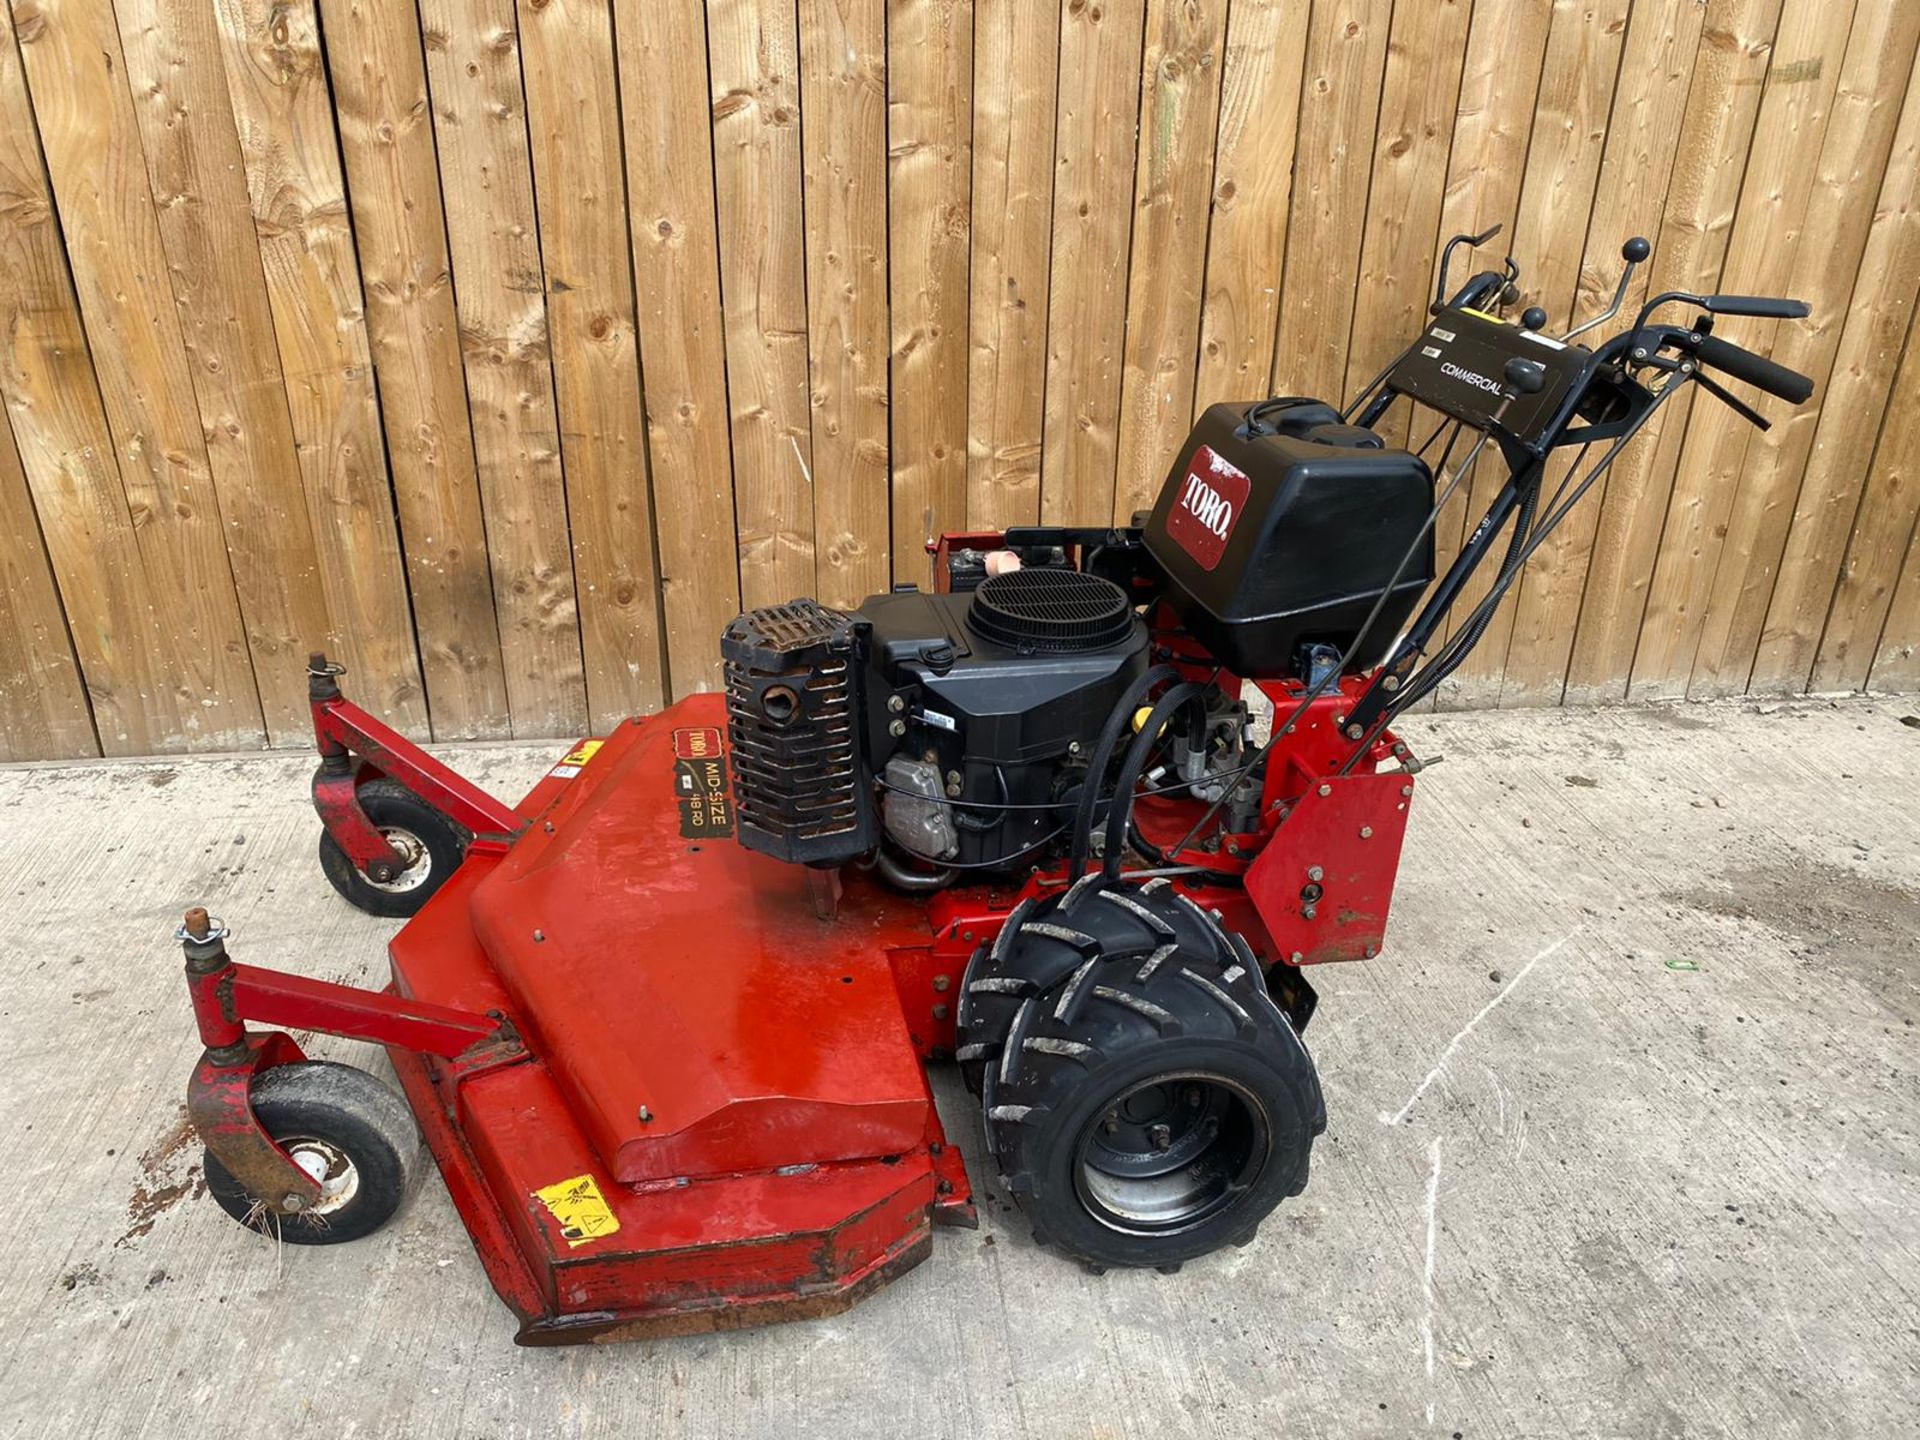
xmin=1380 ymin=928 xmax=1579 ymax=1127
xmin=1423 ymin=1136 xmax=1443 ymax=1429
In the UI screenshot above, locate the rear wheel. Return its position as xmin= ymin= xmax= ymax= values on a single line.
xmin=959 ymin=877 xmax=1324 ymax=1271
xmin=318 ymin=778 xmax=467 ymax=918
xmin=203 ymin=1061 xmax=422 ymax=1245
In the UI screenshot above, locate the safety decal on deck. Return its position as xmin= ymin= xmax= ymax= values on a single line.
xmin=671 ymin=726 xmax=732 ymax=839
xmin=548 ymin=738 xmax=604 ymax=780
xmin=532 ymin=1173 xmax=621 ymax=1248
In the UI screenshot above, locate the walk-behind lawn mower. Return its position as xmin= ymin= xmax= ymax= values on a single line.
xmin=173 ymin=231 xmax=1812 ymax=1343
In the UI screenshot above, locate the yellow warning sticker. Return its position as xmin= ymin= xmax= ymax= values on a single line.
xmin=549 ymin=738 xmax=605 ymax=780
xmin=532 ymin=1173 xmax=621 ymax=1248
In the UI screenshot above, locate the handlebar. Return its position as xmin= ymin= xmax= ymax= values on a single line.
xmin=1702 ymin=295 xmax=1812 ymax=321
xmin=1692 ymin=334 xmax=1815 ymax=405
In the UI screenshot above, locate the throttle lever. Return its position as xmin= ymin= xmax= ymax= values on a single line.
xmin=1692 ymin=370 xmax=1772 ymax=432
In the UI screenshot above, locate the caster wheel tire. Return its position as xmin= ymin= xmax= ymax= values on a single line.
xmin=318 ymin=778 xmax=467 ymax=918
xmin=961 ymin=877 xmax=1325 ymax=1272
xmin=203 ymin=1061 xmax=423 ymax=1245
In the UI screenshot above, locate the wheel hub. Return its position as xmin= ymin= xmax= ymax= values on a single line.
xmin=1074 ymin=1072 xmax=1270 ymax=1235
xmin=283 ymin=1136 xmax=361 ymax=1216
xmin=367 ymin=826 xmax=432 ymax=894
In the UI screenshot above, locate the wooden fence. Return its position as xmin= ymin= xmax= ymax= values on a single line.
xmin=1 ymin=0 xmax=1917 ymax=761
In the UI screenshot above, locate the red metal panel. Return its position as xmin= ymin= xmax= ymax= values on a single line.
xmin=466 ymin=699 xmax=936 ymax=1184
xmin=1243 ymin=768 xmax=1414 ymax=964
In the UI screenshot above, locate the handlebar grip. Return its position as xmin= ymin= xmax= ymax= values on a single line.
xmin=1703 ymin=295 xmax=1812 ymax=320
xmin=1694 ymin=335 xmax=1815 ymax=404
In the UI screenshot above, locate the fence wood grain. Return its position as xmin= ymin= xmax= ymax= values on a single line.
xmin=419 ymin=0 xmax=588 ymax=736
xmin=319 ymin=0 xmax=509 ymax=739
xmin=1192 ymin=0 xmax=1308 ymax=421
xmin=524 ymin=0 xmax=672 ymax=723
xmin=1111 ymin=0 xmax=1227 ymax=524
xmin=966 ymin=0 xmax=1058 ymax=528
xmin=3 ymin=0 xmax=1919 ymax=761
xmin=1041 ymin=0 xmax=1146 ymax=527
xmin=888 ymin=0 xmax=972 ymax=571
xmin=0 ymin=408 xmax=90 ymax=760
xmin=709 ymin=0 xmax=817 ymax=609
xmin=215 ymin=0 xmax=431 ymax=736
xmin=14 ymin=0 xmax=265 ymax=752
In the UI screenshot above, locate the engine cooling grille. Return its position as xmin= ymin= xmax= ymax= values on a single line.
xmin=966 ymin=568 xmax=1135 ymax=654
xmin=721 ymin=600 xmax=877 ymax=865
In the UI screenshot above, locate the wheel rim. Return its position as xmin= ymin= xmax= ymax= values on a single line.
xmin=282 ymin=1136 xmax=361 ymax=1216
xmin=366 ymin=826 xmax=432 ymax=894
xmin=1073 ymin=1071 xmax=1270 ymax=1235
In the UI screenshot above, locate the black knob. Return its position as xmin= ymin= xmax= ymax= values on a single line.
xmin=1504 ymin=357 xmax=1547 ymax=396
xmin=1622 ymin=236 xmax=1651 ymax=263
xmin=1521 ymin=306 xmax=1549 ymax=332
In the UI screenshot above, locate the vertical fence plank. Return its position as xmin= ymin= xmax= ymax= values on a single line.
xmin=1756 ymin=60 xmax=1920 ymax=693
xmin=0 ymin=409 xmax=93 ymax=759
xmin=888 ymin=0 xmax=971 ymax=572
xmin=1865 ymin=476 xmax=1920 ymax=690
xmin=1192 ymin=0 xmax=1308 ymax=416
xmin=709 ymin=0 xmax=815 ymax=609
xmin=320 ymin=0 xmax=509 ymax=739
xmin=211 ymin=0 xmax=430 ymax=734
xmin=1811 ymin=315 xmax=1920 ymax=692
xmin=1424 ymin=0 xmax=1554 ymax=636
xmin=117 ymin=0 xmax=342 ymax=742
xmin=1629 ymin=0 xmax=1857 ymax=702
xmin=1564 ymin=0 xmax=1782 ymax=703
xmin=523 ymin=0 xmax=674 ymax=719
xmin=1435 ymin=0 xmax=1628 ymax=708
xmin=0 ymin=5 xmax=170 ymax=755
xmin=420 ymin=0 xmax=588 ymax=735
xmin=1268 ymin=0 xmax=1392 ymax=401
xmin=1498 ymin=0 xmax=1703 ymax=708
xmin=966 ymin=0 xmax=1058 ymax=528
xmin=12 ymin=0 xmax=265 ymax=751
xmin=798 ymin=0 xmax=891 ymax=606
xmin=1686 ymin=4 xmax=1920 ymax=698
xmin=1341 ymin=0 xmax=1472 ymax=448
xmin=1041 ymin=0 xmax=1147 ymax=526
xmin=1111 ymin=0 xmax=1227 ymax=524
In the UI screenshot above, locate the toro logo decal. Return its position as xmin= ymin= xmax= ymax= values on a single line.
xmin=671 ymin=727 xmax=732 ymax=839
xmin=1164 ymin=445 xmax=1250 ymax=571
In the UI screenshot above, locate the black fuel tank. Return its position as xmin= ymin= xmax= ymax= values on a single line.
xmin=1141 ymin=402 xmax=1434 ymax=678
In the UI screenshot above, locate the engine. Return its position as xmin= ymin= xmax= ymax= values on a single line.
xmin=725 ymin=568 xmax=1147 ymax=875
xmin=722 ymin=397 xmax=1437 ymax=885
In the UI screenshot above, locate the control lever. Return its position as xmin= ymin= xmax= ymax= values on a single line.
xmin=1504 ymin=357 xmax=1547 ymax=396
xmin=1564 ymin=237 xmax=1651 ymax=342
xmin=1692 ymin=369 xmax=1772 ymax=431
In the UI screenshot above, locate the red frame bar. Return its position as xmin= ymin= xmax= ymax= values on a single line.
xmin=306 ymin=654 xmax=522 ymax=877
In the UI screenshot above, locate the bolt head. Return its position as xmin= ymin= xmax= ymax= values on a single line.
xmin=1359 ymin=825 xmax=1373 ymax=839
xmin=1289 ymin=951 xmax=1305 ymax=964
xmin=1345 ymin=724 xmax=1363 ymax=739
xmin=1306 ymin=865 xmax=1324 ymax=882
xmin=282 ymin=1194 xmax=305 ymax=1211
xmin=1317 ymin=783 xmax=1332 ymax=797
xmin=889 ymin=719 xmax=907 ymax=737
xmin=1381 ymin=674 xmax=1401 ymax=692
xmin=932 ymin=973 xmax=951 ymax=992
xmin=1364 ymin=944 xmax=1378 ymax=959
xmin=887 ymin=694 xmax=905 ymax=712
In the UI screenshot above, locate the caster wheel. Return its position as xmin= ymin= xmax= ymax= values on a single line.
xmin=203 ymin=1061 xmax=422 ymax=1245
xmin=961 ymin=877 xmax=1325 ymax=1273
xmin=318 ymin=778 xmax=467 ymax=918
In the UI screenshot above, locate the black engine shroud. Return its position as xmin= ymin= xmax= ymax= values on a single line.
xmin=722 ymin=397 xmax=1436 ymax=876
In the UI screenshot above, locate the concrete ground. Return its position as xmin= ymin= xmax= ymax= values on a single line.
xmin=0 ymin=697 xmax=1915 ymax=1439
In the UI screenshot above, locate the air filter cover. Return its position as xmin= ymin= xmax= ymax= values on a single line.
xmin=965 ymin=568 xmax=1134 ymax=654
